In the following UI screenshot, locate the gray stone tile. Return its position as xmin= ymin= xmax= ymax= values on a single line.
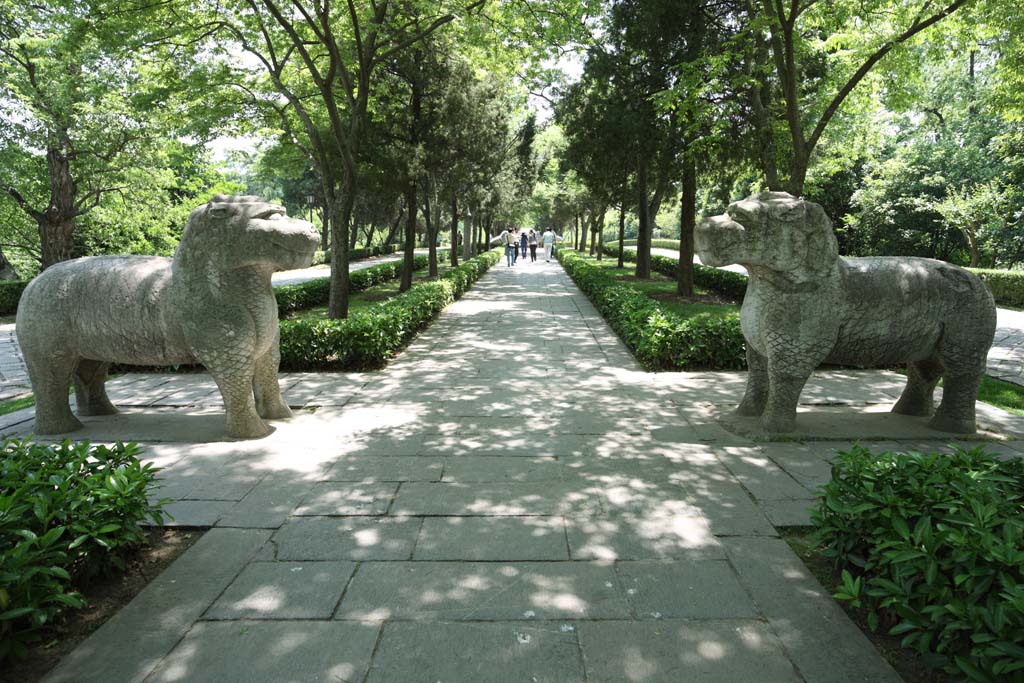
xmin=414 ymin=516 xmax=568 ymax=560
xmin=714 ymin=446 xmax=815 ymax=501
xmin=274 ymin=517 xmax=420 ymax=561
xmin=440 ymin=455 xmax=562 ymax=482
xmin=724 ymin=537 xmax=902 ymax=682
xmin=337 ymin=561 xmax=630 ymax=621
xmin=565 ymin=514 xmax=724 ymax=561
xmin=321 ymin=455 xmax=443 ymax=482
xmin=684 ymin=479 xmax=778 ymax=537
xmin=617 ymin=560 xmax=759 ymax=619
xmin=205 ymin=561 xmax=355 ymax=619
xmin=762 ymin=498 xmax=819 ymax=527
xmin=293 ymin=482 xmax=397 ymax=516
xmin=43 ymin=528 xmax=270 ymax=683
xmin=147 ymin=621 xmax=380 ymax=683
xmin=161 ymin=500 xmax=236 ymax=527
xmin=366 ymin=622 xmax=584 ymax=683
xmin=421 ymin=431 xmax=592 ymax=457
xmin=391 ymin=482 xmax=600 ymax=516
xmin=216 ymin=476 xmax=313 ymax=529
xmin=578 ymin=620 xmax=801 ymax=683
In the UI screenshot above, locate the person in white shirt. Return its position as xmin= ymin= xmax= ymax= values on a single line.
xmin=541 ymin=228 xmax=562 ymax=262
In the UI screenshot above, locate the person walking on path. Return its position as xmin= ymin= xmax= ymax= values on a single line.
xmin=491 ymin=229 xmax=519 ymax=266
xmin=520 ymin=231 xmax=528 ymax=261
xmin=541 ymin=227 xmax=561 ymax=262
xmin=528 ymin=230 xmax=538 ymax=262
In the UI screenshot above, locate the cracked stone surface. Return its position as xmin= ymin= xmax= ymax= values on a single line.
xmin=14 ymin=257 xmax=1023 ymax=683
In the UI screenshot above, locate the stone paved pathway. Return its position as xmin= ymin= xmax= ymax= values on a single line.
xmin=2 ymin=258 xmax=1022 ymax=682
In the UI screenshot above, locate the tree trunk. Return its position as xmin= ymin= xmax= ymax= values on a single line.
xmin=450 ymin=193 xmax=459 ymax=267
xmin=595 ymin=208 xmax=605 ymax=261
xmin=617 ymin=204 xmax=626 ymax=268
xmin=462 ymin=206 xmax=472 ymax=261
xmin=383 ymin=202 xmax=404 ymax=246
xmin=400 ymin=181 xmax=416 ymax=292
xmin=28 ymin=147 xmax=79 ymax=270
xmin=423 ymin=187 xmax=437 ymax=277
xmin=349 ymin=220 xmax=360 ymax=250
xmin=678 ymin=158 xmax=696 ymax=296
xmin=328 ymin=179 xmax=355 ymax=319
xmin=635 ymin=160 xmax=652 ymax=279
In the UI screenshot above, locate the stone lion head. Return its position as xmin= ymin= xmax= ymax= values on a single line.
xmin=695 ymin=192 xmax=839 ymax=283
xmin=177 ymin=195 xmax=320 ymax=271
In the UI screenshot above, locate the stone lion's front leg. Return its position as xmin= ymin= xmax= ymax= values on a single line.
xmin=735 ymin=346 xmax=769 ymax=416
xmin=209 ymin=364 xmax=272 ymax=439
xmin=761 ymin=334 xmax=829 ymax=433
xmin=253 ymin=331 xmax=292 ymax=421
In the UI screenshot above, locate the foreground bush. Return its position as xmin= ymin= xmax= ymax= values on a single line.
xmin=0 ymin=440 xmax=167 ymax=660
xmin=558 ymin=250 xmax=745 ymax=370
xmin=812 ymin=445 xmax=1024 ymax=682
xmin=603 ymin=244 xmax=748 ymax=300
xmin=279 ymin=249 xmax=500 ymax=370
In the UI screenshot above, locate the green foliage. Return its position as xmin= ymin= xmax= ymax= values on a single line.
xmin=0 ymin=439 xmax=167 ymax=660
xmin=278 ymin=249 xmax=500 ymax=370
xmin=811 ymin=445 xmax=1024 ymax=682
xmin=968 ymin=268 xmax=1024 ymax=308
xmin=274 ymin=254 xmax=435 ymax=316
xmin=605 ymin=242 xmax=748 ymax=301
xmin=0 ymin=281 xmax=27 ymax=315
xmin=558 ymin=250 xmax=745 ymax=370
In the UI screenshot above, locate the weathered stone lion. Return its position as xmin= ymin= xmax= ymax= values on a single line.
xmin=695 ymin=191 xmax=996 ymax=434
xmin=16 ymin=195 xmax=320 ymax=438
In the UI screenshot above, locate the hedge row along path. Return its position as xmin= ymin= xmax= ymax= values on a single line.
xmin=5 ymin=258 xmax=1022 ymax=682
xmin=633 ymin=245 xmax=1024 ymax=387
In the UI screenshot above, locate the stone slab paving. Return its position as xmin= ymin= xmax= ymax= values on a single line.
xmin=5 ymin=257 xmax=1022 ymax=681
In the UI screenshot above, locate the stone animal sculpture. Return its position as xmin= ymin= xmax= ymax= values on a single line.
xmin=16 ymin=195 xmax=320 ymax=438
xmin=695 ymin=191 xmax=996 ymax=434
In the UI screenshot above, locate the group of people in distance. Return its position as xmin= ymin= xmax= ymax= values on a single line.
xmin=490 ymin=227 xmax=563 ymax=267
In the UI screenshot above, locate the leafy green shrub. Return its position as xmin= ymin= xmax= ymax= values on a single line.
xmin=969 ymin=268 xmax=1024 ymax=308
xmin=0 ymin=439 xmax=167 ymax=660
xmin=812 ymin=445 xmax=1024 ymax=682
xmin=0 ymin=281 xmax=28 ymax=316
xmin=558 ymin=250 xmax=745 ymax=370
xmin=279 ymin=249 xmax=500 ymax=370
xmin=602 ymin=244 xmax=748 ymax=301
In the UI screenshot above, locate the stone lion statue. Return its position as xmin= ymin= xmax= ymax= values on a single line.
xmin=16 ymin=195 xmax=320 ymax=439
xmin=695 ymin=191 xmax=996 ymax=434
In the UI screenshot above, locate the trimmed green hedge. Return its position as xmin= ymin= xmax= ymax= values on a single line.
xmin=0 ymin=281 xmax=28 ymax=316
xmin=558 ymin=250 xmax=745 ymax=370
xmin=813 ymin=445 xmax=1024 ymax=682
xmin=279 ymin=248 xmax=500 ymax=370
xmin=968 ymin=268 xmax=1024 ymax=308
xmin=603 ymin=244 xmax=748 ymax=301
xmin=274 ymin=254 xmax=432 ymax=316
xmin=609 ymin=238 xmax=680 ymax=251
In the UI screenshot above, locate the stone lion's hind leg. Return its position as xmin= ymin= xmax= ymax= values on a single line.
xmin=25 ymin=351 xmax=83 ymax=434
xmin=930 ymin=343 xmax=984 ymax=434
xmin=892 ymin=356 xmax=942 ymax=417
xmin=253 ymin=332 xmax=292 ymax=420
xmin=73 ymin=360 xmax=118 ymax=417
xmin=735 ymin=346 xmax=769 ymax=416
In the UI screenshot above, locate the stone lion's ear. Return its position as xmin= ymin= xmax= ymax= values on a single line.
xmin=796 ymin=201 xmax=838 ymax=282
